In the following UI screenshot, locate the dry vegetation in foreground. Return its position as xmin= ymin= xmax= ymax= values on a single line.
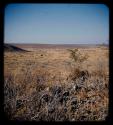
xmin=4 ymin=45 xmax=109 ymax=121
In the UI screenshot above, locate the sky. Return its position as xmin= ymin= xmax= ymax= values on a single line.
xmin=4 ymin=4 xmax=109 ymax=44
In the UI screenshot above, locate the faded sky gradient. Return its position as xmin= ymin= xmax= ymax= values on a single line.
xmin=4 ymin=4 xmax=109 ymax=44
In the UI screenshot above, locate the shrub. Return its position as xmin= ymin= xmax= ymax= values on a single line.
xmin=68 ymin=48 xmax=88 ymax=64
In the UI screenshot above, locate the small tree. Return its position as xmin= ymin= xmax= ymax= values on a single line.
xmin=68 ymin=48 xmax=79 ymax=62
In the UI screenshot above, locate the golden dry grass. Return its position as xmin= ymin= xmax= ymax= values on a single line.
xmin=4 ymin=45 xmax=109 ymax=121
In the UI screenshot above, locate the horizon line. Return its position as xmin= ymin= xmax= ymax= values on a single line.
xmin=4 ymin=43 xmax=108 ymax=45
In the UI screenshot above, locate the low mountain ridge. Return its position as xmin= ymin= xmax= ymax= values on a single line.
xmin=4 ymin=44 xmax=28 ymax=52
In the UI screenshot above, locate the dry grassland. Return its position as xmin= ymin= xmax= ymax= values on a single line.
xmin=4 ymin=45 xmax=109 ymax=121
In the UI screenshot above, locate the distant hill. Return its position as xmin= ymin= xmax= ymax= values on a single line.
xmin=10 ymin=43 xmax=99 ymax=49
xmin=4 ymin=44 xmax=28 ymax=52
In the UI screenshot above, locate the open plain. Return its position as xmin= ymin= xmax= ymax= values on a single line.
xmin=4 ymin=44 xmax=109 ymax=121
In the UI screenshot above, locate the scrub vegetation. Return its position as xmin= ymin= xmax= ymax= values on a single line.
xmin=4 ymin=44 xmax=109 ymax=121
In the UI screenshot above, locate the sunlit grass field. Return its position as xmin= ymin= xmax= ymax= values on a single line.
xmin=4 ymin=45 xmax=109 ymax=121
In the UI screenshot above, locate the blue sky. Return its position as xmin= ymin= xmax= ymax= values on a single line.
xmin=4 ymin=4 xmax=109 ymax=44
